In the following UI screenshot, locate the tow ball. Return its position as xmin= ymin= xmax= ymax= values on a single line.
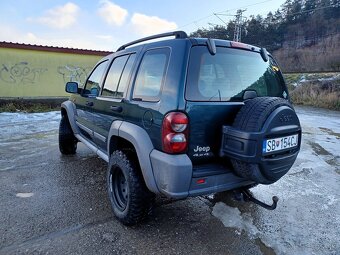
xmin=234 ymin=189 xmax=279 ymax=210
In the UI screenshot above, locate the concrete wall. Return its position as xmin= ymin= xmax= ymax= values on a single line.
xmin=0 ymin=47 xmax=106 ymax=98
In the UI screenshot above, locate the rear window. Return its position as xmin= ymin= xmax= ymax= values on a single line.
xmin=186 ymin=46 xmax=287 ymax=102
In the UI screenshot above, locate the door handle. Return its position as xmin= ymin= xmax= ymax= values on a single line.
xmin=86 ymin=101 xmax=94 ymax=107
xmin=110 ymin=106 xmax=123 ymax=113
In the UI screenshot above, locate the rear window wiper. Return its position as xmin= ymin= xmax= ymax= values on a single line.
xmin=209 ymin=89 xmax=222 ymax=101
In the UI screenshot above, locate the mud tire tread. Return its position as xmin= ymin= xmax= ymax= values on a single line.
xmin=107 ymin=150 xmax=155 ymax=226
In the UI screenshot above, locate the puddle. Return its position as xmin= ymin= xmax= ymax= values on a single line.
xmin=319 ymin=127 xmax=340 ymax=139
xmin=255 ymin=238 xmax=276 ymax=255
xmin=307 ymin=141 xmax=332 ymax=156
xmin=325 ymin=156 xmax=340 ymax=167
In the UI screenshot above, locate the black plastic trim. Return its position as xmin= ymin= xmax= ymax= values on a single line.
xmin=117 ymin=31 xmax=188 ymax=51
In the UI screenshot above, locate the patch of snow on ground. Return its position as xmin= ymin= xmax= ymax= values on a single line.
xmin=0 ymin=111 xmax=61 ymax=171
xmin=212 ymin=106 xmax=340 ymax=255
xmin=212 ymin=203 xmax=259 ymax=237
xmin=317 ymin=73 xmax=340 ymax=82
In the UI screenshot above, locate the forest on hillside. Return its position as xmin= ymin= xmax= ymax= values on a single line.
xmin=190 ymin=0 xmax=340 ymax=72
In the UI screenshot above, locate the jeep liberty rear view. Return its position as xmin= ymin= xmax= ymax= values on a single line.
xmin=59 ymin=31 xmax=301 ymax=225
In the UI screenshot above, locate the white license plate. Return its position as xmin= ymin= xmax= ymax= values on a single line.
xmin=263 ymin=134 xmax=298 ymax=153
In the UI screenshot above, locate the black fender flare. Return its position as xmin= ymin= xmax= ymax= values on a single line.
xmin=61 ymin=100 xmax=80 ymax=135
xmin=107 ymin=121 xmax=160 ymax=194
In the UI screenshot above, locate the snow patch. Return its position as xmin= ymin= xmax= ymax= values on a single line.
xmin=317 ymin=73 xmax=340 ymax=82
xmin=212 ymin=203 xmax=260 ymax=237
xmin=299 ymin=74 xmax=306 ymax=82
xmin=16 ymin=192 xmax=34 ymax=198
xmin=212 ymin=106 xmax=340 ymax=255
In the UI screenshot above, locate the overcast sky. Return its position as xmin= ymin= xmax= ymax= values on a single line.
xmin=0 ymin=0 xmax=286 ymax=51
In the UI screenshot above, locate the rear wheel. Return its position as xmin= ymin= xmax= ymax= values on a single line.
xmin=107 ymin=150 xmax=154 ymax=225
xmin=59 ymin=115 xmax=77 ymax=155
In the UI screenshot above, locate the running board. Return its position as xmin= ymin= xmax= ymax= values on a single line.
xmin=75 ymin=134 xmax=109 ymax=162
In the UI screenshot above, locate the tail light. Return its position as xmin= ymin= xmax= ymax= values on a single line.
xmin=162 ymin=112 xmax=189 ymax=154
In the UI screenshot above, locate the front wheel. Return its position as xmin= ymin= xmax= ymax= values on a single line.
xmin=107 ymin=150 xmax=154 ymax=225
xmin=59 ymin=115 xmax=77 ymax=155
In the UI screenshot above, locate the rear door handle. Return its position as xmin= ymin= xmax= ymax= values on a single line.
xmin=110 ymin=106 xmax=123 ymax=113
xmin=86 ymin=101 xmax=94 ymax=107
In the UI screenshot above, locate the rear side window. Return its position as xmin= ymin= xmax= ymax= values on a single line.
xmin=186 ymin=46 xmax=286 ymax=101
xmin=133 ymin=48 xmax=170 ymax=102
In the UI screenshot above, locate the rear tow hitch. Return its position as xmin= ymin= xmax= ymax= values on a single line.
xmin=234 ymin=189 xmax=279 ymax=210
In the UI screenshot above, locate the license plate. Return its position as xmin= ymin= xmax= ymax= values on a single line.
xmin=263 ymin=134 xmax=298 ymax=153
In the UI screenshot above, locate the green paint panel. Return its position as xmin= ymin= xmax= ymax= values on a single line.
xmin=0 ymin=47 xmax=104 ymax=97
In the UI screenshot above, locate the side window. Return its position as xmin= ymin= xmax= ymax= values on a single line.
xmin=133 ymin=48 xmax=170 ymax=102
xmin=116 ymin=54 xmax=136 ymax=98
xmin=83 ymin=60 xmax=108 ymax=97
xmin=102 ymin=55 xmax=129 ymax=97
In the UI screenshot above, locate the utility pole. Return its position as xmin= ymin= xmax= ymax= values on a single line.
xmin=233 ymin=9 xmax=246 ymax=42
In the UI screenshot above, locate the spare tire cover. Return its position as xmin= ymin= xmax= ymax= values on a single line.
xmin=231 ymin=97 xmax=301 ymax=184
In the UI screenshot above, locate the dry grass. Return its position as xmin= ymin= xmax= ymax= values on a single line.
xmin=0 ymin=102 xmax=60 ymax=113
xmin=284 ymin=73 xmax=340 ymax=110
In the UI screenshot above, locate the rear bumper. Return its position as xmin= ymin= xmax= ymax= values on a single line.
xmin=150 ymin=149 xmax=254 ymax=199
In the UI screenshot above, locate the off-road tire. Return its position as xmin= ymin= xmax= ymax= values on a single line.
xmin=107 ymin=150 xmax=155 ymax=226
xmin=231 ymin=97 xmax=294 ymax=184
xmin=59 ymin=115 xmax=77 ymax=155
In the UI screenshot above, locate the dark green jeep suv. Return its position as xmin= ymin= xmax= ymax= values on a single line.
xmin=59 ymin=31 xmax=301 ymax=225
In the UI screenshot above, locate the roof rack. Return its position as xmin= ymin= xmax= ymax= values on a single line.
xmin=116 ymin=31 xmax=188 ymax=51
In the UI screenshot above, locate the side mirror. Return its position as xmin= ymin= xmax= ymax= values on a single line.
xmin=65 ymin=82 xmax=79 ymax=94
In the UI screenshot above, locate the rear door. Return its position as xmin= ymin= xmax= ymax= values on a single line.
xmin=92 ymin=53 xmax=137 ymax=152
xmin=126 ymin=47 xmax=171 ymax=149
xmin=75 ymin=60 xmax=108 ymax=142
xmin=185 ymin=45 xmax=288 ymax=164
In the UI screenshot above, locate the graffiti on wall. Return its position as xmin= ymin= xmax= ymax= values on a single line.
xmin=0 ymin=62 xmax=47 ymax=85
xmin=57 ymin=65 xmax=92 ymax=85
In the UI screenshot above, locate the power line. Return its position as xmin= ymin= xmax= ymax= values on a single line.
xmin=248 ymin=4 xmax=338 ymax=26
xmin=215 ymin=0 xmax=274 ymax=15
xmin=177 ymin=0 xmax=274 ymax=29
xmin=179 ymin=2 xmax=338 ymax=31
xmin=281 ymin=4 xmax=338 ymax=17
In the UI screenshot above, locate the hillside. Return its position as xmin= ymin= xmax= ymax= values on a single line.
xmin=190 ymin=0 xmax=340 ymax=72
xmin=273 ymin=34 xmax=340 ymax=72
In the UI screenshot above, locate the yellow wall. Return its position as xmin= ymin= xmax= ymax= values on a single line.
xmin=0 ymin=47 xmax=104 ymax=97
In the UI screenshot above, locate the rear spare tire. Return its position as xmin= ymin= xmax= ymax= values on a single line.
xmin=229 ymin=97 xmax=301 ymax=184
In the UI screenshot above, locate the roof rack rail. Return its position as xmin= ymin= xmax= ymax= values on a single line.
xmin=116 ymin=31 xmax=188 ymax=51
